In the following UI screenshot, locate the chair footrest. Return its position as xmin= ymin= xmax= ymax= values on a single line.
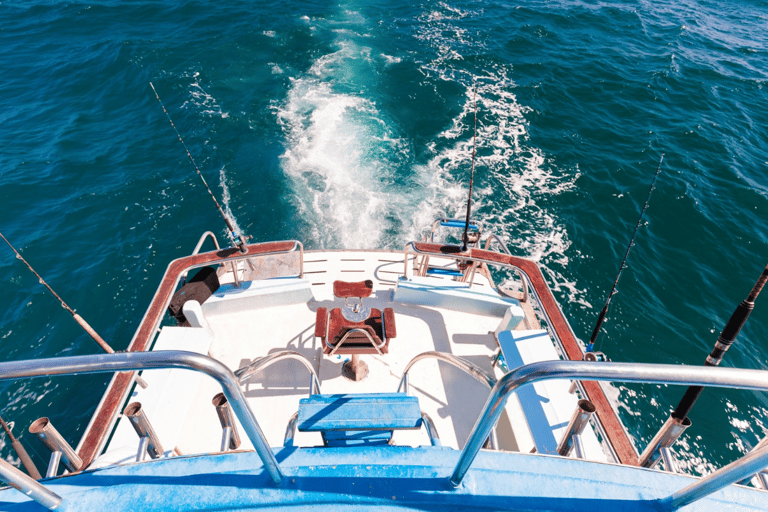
xmin=297 ymin=393 xmax=422 ymax=432
xmin=426 ymin=267 xmax=463 ymax=277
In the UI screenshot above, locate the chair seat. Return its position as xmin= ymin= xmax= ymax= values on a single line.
xmin=315 ymin=307 xmax=396 ymax=355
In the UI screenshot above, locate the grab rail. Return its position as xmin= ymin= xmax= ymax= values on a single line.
xmin=0 ymin=351 xmax=284 ymax=496
xmin=235 ymin=350 xmax=320 ymax=395
xmin=191 ymin=231 xmax=221 ymax=255
xmin=398 ymin=351 xmax=498 ymax=449
xmin=450 ymin=359 xmax=768 ymax=509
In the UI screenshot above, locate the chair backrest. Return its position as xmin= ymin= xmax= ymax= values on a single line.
xmin=333 ymin=280 xmax=373 ymax=299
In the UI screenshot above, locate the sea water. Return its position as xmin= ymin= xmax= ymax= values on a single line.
xmin=1 ymin=0 xmax=767 ymax=476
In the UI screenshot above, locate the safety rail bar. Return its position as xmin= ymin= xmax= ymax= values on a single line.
xmin=401 ymin=241 xmax=633 ymax=465
xmin=0 ymin=351 xmax=282 ymax=505
xmin=451 ymin=359 xmax=768 ymax=510
xmin=398 ymin=351 xmax=498 ymax=449
xmin=76 ymin=239 xmax=305 ymax=468
xmin=191 ymin=231 xmax=222 ymax=255
xmin=235 ymin=350 xmax=320 ymax=395
xmin=426 ymin=218 xmax=482 ymax=243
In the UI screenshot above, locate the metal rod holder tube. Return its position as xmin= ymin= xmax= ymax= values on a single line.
xmin=573 ymin=434 xmax=585 ymax=459
xmin=557 ymin=399 xmax=596 ymax=457
xmin=29 ymin=417 xmax=83 ymax=473
xmin=124 ymin=402 xmax=164 ymax=459
xmin=212 ymin=393 xmax=241 ymax=450
xmin=638 ymin=414 xmax=691 ymax=469
xmin=660 ymin=447 xmax=678 ymax=474
xmin=0 ymin=457 xmax=62 ymax=510
xmin=664 ymin=441 xmax=768 ymax=509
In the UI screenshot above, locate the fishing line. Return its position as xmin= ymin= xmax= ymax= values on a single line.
xmin=149 ymin=82 xmax=248 ymax=252
xmin=461 ymin=81 xmax=478 ymax=252
xmin=587 ymin=153 xmax=665 ymax=354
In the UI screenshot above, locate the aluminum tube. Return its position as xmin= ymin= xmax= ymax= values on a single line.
xmin=235 ymin=350 xmax=320 ymax=394
xmin=212 ymin=393 xmax=241 ymax=450
xmin=0 ymin=457 xmax=62 ymax=510
xmin=46 ymin=452 xmax=62 ymax=479
xmin=399 ymin=351 xmax=497 ymax=392
xmin=136 ymin=437 xmax=149 ymax=463
xmin=0 ymin=350 xmax=283 ymax=485
xmin=451 ymin=359 xmax=768 ymax=486
xmin=660 ymin=447 xmax=678 ymax=474
xmin=124 ymin=403 xmax=164 ymax=459
xmin=284 ymin=412 xmax=298 ymax=447
xmin=420 ymin=412 xmax=441 ymax=447
xmin=639 ymin=415 xmax=692 ymax=468
xmin=556 ymin=399 xmax=596 ymax=457
xmin=29 ymin=418 xmax=83 ymax=473
xmin=665 ymin=442 xmax=768 ymax=509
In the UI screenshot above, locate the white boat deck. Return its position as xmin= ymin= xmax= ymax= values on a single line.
xmin=95 ymin=249 xmax=607 ymax=467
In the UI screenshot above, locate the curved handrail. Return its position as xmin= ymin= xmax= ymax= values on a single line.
xmin=397 ymin=351 xmax=497 ymax=393
xmin=0 ymin=350 xmax=283 ymax=489
xmin=398 ymin=351 xmax=498 ymax=450
xmin=483 ymin=234 xmax=511 ymax=255
xmin=192 ymin=231 xmax=221 ymax=255
xmin=451 ymin=359 xmax=768 ymax=491
xmin=235 ymin=350 xmax=320 ymax=395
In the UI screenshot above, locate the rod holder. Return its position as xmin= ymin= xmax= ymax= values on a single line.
xmin=557 ymin=399 xmax=596 ymax=457
xmin=124 ymin=402 xmax=164 ymax=459
xmin=212 ymin=393 xmax=241 ymax=451
xmin=639 ymin=414 xmax=691 ymax=469
xmin=29 ymin=417 xmax=83 ymax=473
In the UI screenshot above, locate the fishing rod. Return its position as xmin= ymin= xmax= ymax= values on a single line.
xmin=149 ymin=82 xmax=249 ymax=253
xmin=0 ymin=232 xmax=116 ymax=355
xmin=461 ymin=83 xmax=478 ymax=252
xmin=586 ymin=154 xmax=664 ymax=354
xmin=671 ymin=264 xmax=768 ymax=421
xmin=0 ymin=414 xmax=41 ymax=479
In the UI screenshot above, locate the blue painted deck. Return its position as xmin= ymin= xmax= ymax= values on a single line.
xmin=1 ymin=447 xmax=767 ymax=511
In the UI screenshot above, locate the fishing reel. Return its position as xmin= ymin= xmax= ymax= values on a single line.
xmin=584 ymin=351 xmax=610 ymax=362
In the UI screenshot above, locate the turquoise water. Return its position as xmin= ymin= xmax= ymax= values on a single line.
xmin=1 ymin=0 xmax=767 ymax=477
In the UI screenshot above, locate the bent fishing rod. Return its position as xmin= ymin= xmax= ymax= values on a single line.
xmin=149 ymin=82 xmax=249 ymax=253
xmin=586 ymin=154 xmax=664 ymax=354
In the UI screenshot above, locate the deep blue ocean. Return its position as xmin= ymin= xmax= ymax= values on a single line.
xmin=1 ymin=0 xmax=767 ymax=477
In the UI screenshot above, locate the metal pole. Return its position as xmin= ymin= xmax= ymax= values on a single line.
xmin=0 ymin=457 xmax=61 ymax=510
xmin=663 ymin=442 xmax=768 ymax=510
xmin=212 ymin=393 xmax=241 ymax=451
xmin=0 ymin=350 xmax=283 ymax=485
xmin=450 ymin=360 xmax=768 ymax=486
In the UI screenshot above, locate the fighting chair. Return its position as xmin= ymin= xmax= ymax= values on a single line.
xmin=314 ymin=280 xmax=397 ymax=381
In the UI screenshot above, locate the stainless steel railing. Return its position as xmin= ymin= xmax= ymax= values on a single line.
xmin=450 ymin=359 xmax=768 ymax=509
xmin=398 ymin=351 xmax=498 ymax=449
xmin=235 ymin=350 xmax=320 ymax=395
xmin=0 ymin=350 xmax=283 ymax=510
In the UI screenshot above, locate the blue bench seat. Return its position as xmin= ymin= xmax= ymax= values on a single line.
xmin=297 ymin=393 xmax=422 ymax=447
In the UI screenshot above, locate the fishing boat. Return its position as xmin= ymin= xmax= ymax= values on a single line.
xmin=1 ymin=216 xmax=768 ymax=511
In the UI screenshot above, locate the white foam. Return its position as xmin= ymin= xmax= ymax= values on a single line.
xmin=276 ymin=41 xmax=411 ymax=249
